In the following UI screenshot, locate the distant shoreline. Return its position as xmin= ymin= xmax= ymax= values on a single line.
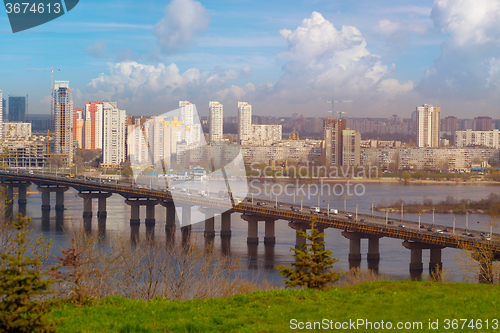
xmin=248 ymin=176 xmax=500 ymax=185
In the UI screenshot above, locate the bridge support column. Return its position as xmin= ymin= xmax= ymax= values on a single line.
xmin=55 ymin=191 xmax=65 ymax=211
xmin=289 ymin=222 xmax=308 ymax=249
xmin=429 ymin=248 xmax=443 ymax=272
xmin=264 ymin=218 xmax=276 ymax=245
xmin=163 ymin=202 xmax=176 ymax=244
xmin=41 ymin=191 xmax=50 ymax=211
xmin=402 ymin=241 xmax=424 ymax=272
xmin=241 ymin=215 xmax=259 ymax=244
xmin=204 ymin=214 xmax=215 ymax=238
xmin=145 ymin=201 xmax=158 ymax=226
xmin=367 ymin=236 xmax=381 ymax=262
xmin=181 ymin=205 xmax=192 ymax=227
xmin=127 ymin=201 xmax=141 ymax=225
xmin=18 ymin=185 xmax=27 ymax=205
xmin=342 ymin=231 xmax=362 ymax=261
xmin=221 ymin=212 xmax=231 ymax=238
xmin=98 ymin=197 xmax=107 ymax=219
xmin=83 ymin=196 xmax=92 ymax=218
xmin=5 ymin=186 xmax=13 ymax=204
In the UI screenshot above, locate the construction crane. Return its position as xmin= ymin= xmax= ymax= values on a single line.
xmin=27 ymin=66 xmax=61 ymax=131
xmin=325 ymin=99 xmax=353 ymax=119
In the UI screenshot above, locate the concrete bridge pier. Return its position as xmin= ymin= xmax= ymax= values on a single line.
xmin=221 ymin=212 xmax=232 ymax=238
xmin=41 ymin=191 xmax=50 ymax=211
xmin=126 ymin=200 xmax=141 ymax=225
xmin=241 ymin=214 xmax=259 ymax=244
xmin=162 ymin=202 xmax=176 ymax=245
xmin=55 ymin=209 xmax=64 ymax=232
xmin=342 ymin=231 xmax=362 ymax=261
xmin=5 ymin=186 xmax=13 ymax=204
xmin=264 ymin=218 xmax=277 ymax=245
xmin=18 ymin=184 xmax=27 ymax=205
xmin=289 ymin=221 xmax=309 ymax=249
xmin=79 ymin=193 xmax=93 ymax=218
xmin=145 ymin=200 xmax=159 ymax=227
xmin=204 ymin=214 xmax=215 ymax=238
xmin=403 ymin=241 xmax=445 ymax=280
xmin=55 ymin=191 xmax=65 ymax=211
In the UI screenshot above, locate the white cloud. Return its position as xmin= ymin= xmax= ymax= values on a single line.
xmin=268 ymin=12 xmax=413 ymax=113
xmin=153 ymin=0 xmax=210 ymax=54
xmin=85 ymin=61 xmax=244 ymax=114
xmin=372 ymin=19 xmax=401 ymax=35
xmin=431 ymin=0 xmax=500 ymax=47
xmin=418 ymin=0 xmax=500 ymax=105
xmin=85 ymin=40 xmax=108 ymax=59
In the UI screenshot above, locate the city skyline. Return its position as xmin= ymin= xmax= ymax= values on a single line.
xmin=2 ymin=0 xmax=500 ymax=118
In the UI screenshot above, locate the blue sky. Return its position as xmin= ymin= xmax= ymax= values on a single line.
xmin=1 ymin=0 xmax=500 ymax=118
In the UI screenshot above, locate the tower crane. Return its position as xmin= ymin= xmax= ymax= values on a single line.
xmin=325 ymin=99 xmax=353 ymax=119
xmin=26 ymin=66 xmax=61 ymax=131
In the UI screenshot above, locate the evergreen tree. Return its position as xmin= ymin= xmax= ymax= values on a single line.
xmin=275 ymin=219 xmax=343 ymax=289
xmin=0 ymin=214 xmax=57 ymax=333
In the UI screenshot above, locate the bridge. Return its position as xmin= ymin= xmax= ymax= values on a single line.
xmin=1 ymin=169 xmax=498 ymax=282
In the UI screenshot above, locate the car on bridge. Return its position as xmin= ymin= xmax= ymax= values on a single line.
xmin=398 ymin=224 xmax=405 ymax=228
xmin=359 ymin=219 xmax=366 ymax=223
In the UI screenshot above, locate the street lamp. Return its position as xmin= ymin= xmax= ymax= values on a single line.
xmin=355 ymin=204 xmax=358 ymax=221
xmin=318 ymin=195 xmax=320 ymax=208
xmin=418 ymin=212 xmax=421 ymax=231
xmin=466 ymin=211 xmax=469 ymax=232
xmin=251 ymin=190 xmax=254 ymax=203
xmin=453 ymin=217 xmax=456 ymax=236
xmin=371 ymin=200 xmax=374 ymax=217
xmin=385 ymin=208 xmax=388 ymax=225
xmin=344 ymin=196 xmax=347 ymax=213
xmin=301 ymin=197 xmax=303 ymax=211
xmin=327 ymin=201 xmax=330 ymax=217
xmin=401 ymin=203 xmax=404 ymax=223
xmin=293 ymin=189 xmax=296 ymax=205
xmin=275 ymin=195 xmax=278 ymax=209
xmin=432 ymin=207 xmax=435 ymax=227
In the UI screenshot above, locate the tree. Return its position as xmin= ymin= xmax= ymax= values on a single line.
xmin=402 ymin=171 xmax=411 ymax=183
xmin=0 ymin=214 xmax=58 ymax=333
xmin=275 ymin=220 xmax=343 ymax=289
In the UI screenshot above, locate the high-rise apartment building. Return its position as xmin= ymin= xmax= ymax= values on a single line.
xmin=251 ymin=124 xmax=282 ymax=143
xmin=84 ymin=101 xmax=103 ymax=151
xmin=179 ymin=101 xmax=194 ymax=125
xmin=442 ymin=116 xmax=458 ymax=135
xmin=209 ymin=101 xmax=223 ymax=142
xmin=8 ymin=96 xmax=26 ymax=122
xmin=342 ymin=129 xmax=361 ymax=166
xmin=455 ymin=129 xmax=500 ymax=149
xmin=474 ymin=116 xmax=493 ymax=131
xmin=416 ymin=104 xmax=440 ymax=147
xmin=54 ymin=81 xmax=73 ymax=159
xmin=322 ymin=117 xmax=346 ymax=166
xmin=73 ymin=108 xmax=84 ymax=149
xmin=102 ymin=102 xmax=126 ymax=165
xmin=238 ymin=102 xmax=252 ymax=143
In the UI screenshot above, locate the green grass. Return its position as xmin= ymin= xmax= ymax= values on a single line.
xmin=50 ymin=281 xmax=499 ymax=332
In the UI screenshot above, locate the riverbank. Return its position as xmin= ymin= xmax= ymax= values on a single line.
xmin=50 ymin=281 xmax=499 ymax=332
xmin=249 ymin=176 xmax=500 ymax=185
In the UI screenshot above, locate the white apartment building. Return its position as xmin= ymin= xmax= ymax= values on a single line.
xmin=127 ymin=117 xmax=178 ymax=168
xmin=102 ymin=102 xmax=126 ymax=165
xmin=3 ymin=122 xmax=31 ymax=138
xmin=209 ymin=101 xmax=223 ymax=142
xmin=251 ymin=124 xmax=282 ymax=144
xmin=54 ymin=81 xmax=73 ymax=158
xmin=455 ymin=129 xmax=500 ymax=149
xmin=179 ymin=101 xmax=194 ymax=125
xmin=238 ymin=102 xmax=252 ymax=143
xmin=416 ymin=104 xmax=440 ymax=147
xmin=361 ymin=147 xmax=499 ymax=170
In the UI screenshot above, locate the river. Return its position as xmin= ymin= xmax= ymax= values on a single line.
xmin=16 ymin=180 xmax=500 ymax=284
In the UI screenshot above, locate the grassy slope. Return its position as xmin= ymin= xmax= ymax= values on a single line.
xmin=51 ymin=281 xmax=499 ymax=333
